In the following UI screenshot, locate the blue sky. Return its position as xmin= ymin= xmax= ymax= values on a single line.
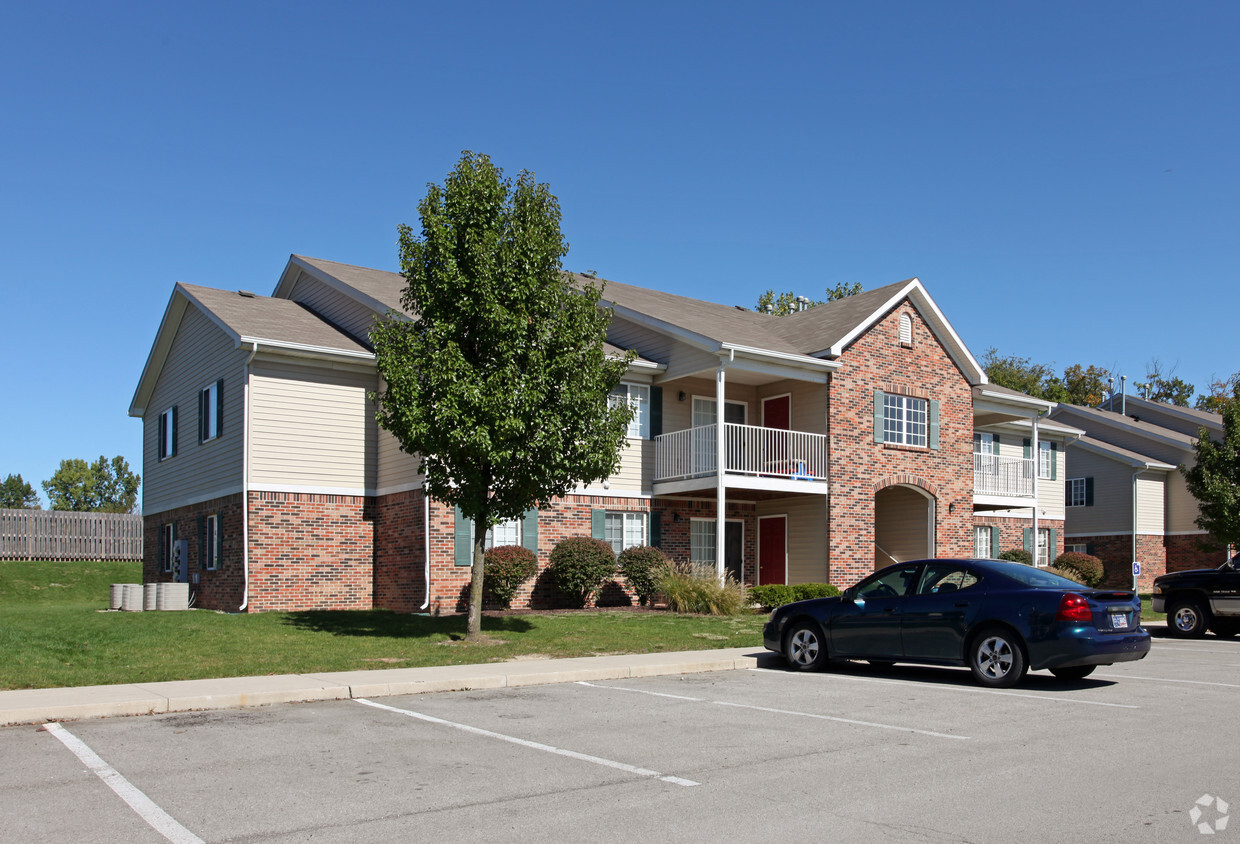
xmin=2 ymin=1 xmax=1236 ymax=508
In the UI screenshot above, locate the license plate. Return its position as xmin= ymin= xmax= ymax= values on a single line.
xmin=1110 ymin=613 xmax=1129 ymax=629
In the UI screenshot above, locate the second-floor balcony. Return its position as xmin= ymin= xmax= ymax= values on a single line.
xmin=973 ymin=453 xmax=1034 ymax=499
xmin=654 ymin=423 xmax=828 ymax=495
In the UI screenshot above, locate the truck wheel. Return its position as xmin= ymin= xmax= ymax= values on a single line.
xmin=1168 ymin=600 xmax=1209 ymax=639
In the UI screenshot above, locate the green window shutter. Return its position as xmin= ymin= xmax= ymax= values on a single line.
xmin=1023 ymin=527 xmax=1032 ymax=553
xmin=453 ymin=506 xmax=472 ymax=567
xmin=591 ymin=509 xmax=606 ymax=541
xmin=216 ymin=379 xmax=224 ymax=436
xmin=649 ymin=510 xmax=661 ymax=548
xmin=1048 ymin=528 xmax=1058 ymax=560
xmin=198 ymin=389 xmax=206 ymax=444
xmin=992 ymin=434 xmax=1000 ymax=455
xmin=928 ymin=400 xmax=940 ymax=450
xmin=990 ymin=526 xmax=1001 ymax=556
xmin=1023 ymin=438 xmax=1031 ymax=459
xmin=1085 ymin=477 xmax=1094 ymax=506
xmin=198 ymin=515 xmax=205 ymax=569
xmin=522 ymin=509 xmax=539 ymax=554
xmin=1050 ymin=442 xmax=1058 ymax=480
xmin=158 ymin=412 xmax=166 ymax=459
xmin=171 ymin=406 xmax=178 ymax=456
xmin=650 ymin=386 xmax=663 ymax=438
xmin=873 ymin=390 xmax=885 ymax=444
xmin=1086 ymin=542 xmax=1095 ymax=556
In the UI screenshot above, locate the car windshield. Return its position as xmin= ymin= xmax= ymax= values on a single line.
xmin=985 ymin=560 xmax=1084 ymax=590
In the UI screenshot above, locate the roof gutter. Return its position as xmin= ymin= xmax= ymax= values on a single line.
xmin=718 ymin=342 xmax=840 ymax=372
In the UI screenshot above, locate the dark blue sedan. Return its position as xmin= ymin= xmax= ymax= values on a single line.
xmin=763 ymin=558 xmax=1151 ymax=687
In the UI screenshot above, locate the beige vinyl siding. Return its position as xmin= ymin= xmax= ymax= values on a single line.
xmin=660 ymin=376 xmax=758 ymax=433
xmin=249 ymin=359 xmax=377 ymax=491
xmin=377 ymin=427 xmax=423 ymax=493
xmin=756 ymin=380 xmax=827 ymax=434
xmin=1037 ymin=440 xmax=1066 ymax=519
xmin=1062 ymin=450 xmax=1132 ymax=534
xmin=606 ymin=316 xmax=715 ymax=380
xmin=143 ymin=306 xmax=247 ymax=514
xmin=610 ymin=439 xmax=654 ymax=492
xmin=875 ymin=486 xmax=930 ymax=565
xmin=287 ymin=272 xmax=379 ymax=345
xmin=1166 ymin=470 xmax=1204 ymax=534
xmin=757 ymin=497 xmax=827 ymax=583
xmin=1136 ymin=474 xmax=1166 ymax=534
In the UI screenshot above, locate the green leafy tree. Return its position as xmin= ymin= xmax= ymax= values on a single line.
xmin=371 ymin=152 xmax=633 ymax=639
xmin=1 ymin=474 xmax=40 ymax=509
xmin=981 ymin=348 xmax=1065 ymax=401
xmin=1060 ymin=364 xmax=1111 ymax=407
xmin=1182 ymin=382 xmax=1240 ymax=549
xmin=1142 ymin=360 xmax=1194 ymax=407
xmin=754 ymin=282 xmax=862 ymax=315
xmin=1197 ymin=372 xmax=1240 ymax=414
xmin=41 ymin=456 xmax=140 ymax=513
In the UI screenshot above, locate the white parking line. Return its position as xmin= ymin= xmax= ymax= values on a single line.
xmin=42 ymin=722 xmax=204 ymax=844
xmin=353 ymin=698 xmax=699 ymax=787
xmin=1150 ymin=644 xmax=1240 ymax=655
xmin=576 ymin=681 xmax=969 ymax=740
xmin=748 ymin=667 xmax=1140 ymax=709
xmin=1093 ymin=673 xmax=1240 ymax=689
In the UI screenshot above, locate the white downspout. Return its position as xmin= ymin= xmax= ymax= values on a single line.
xmin=1031 ymin=412 xmax=1040 ymax=565
xmin=715 ymin=362 xmax=727 ymax=582
xmin=420 ymin=489 xmax=431 ymax=610
xmin=239 ymin=341 xmax=259 ymax=611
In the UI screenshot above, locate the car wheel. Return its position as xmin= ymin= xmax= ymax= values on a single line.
xmin=785 ymin=620 xmax=829 ymax=671
xmin=1049 ymin=665 xmax=1096 ymax=680
xmin=1168 ymin=600 xmax=1209 ymax=639
xmin=968 ymin=627 xmax=1028 ymax=688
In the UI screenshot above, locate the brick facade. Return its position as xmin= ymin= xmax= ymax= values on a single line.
xmin=973 ymin=515 xmax=1066 ymax=562
xmin=1067 ymin=532 xmax=1227 ymax=590
xmin=143 ymin=493 xmax=245 ymax=611
xmin=827 ymin=303 xmax=974 ymax=587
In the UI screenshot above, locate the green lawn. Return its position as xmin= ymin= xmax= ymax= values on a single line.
xmin=1140 ymin=594 xmax=1165 ymax=623
xmin=0 ymin=560 xmax=766 ymax=691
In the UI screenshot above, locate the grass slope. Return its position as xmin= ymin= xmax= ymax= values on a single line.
xmin=0 ymin=561 xmax=765 ymax=691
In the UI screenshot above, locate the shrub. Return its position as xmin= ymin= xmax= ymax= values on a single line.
xmin=794 ymin=583 xmax=841 ymax=601
xmin=749 ymin=583 xmax=841 ymax=610
xmin=547 ymin=536 xmax=616 ymax=607
xmin=659 ymin=562 xmax=747 ymax=615
xmin=1052 ymin=552 xmax=1104 ymax=587
xmin=1048 ymin=565 xmax=1086 ymax=585
xmin=617 ymin=545 xmax=671 ymax=606
xmin=998 ymin=548 xmax=1033 ymax=565
xmin=482 ymin=545 xmax=538 ymax=609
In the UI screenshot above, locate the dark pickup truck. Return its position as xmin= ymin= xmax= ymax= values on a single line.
xmin=1152 ymin=557 xmax=1240 ymax=638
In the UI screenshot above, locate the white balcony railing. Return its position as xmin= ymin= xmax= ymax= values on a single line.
xmin=654 ymin=423 xmax=828 ymax=484
xmin=973 ymin=454 xmax=1035 ymax=498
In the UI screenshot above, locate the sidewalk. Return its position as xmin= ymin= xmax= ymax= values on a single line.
xmin=0 ymin=647 xmax=768 ymax=727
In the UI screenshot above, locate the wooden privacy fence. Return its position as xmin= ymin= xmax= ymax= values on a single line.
xmin=0 ymin=509 xmax=144 ymax=561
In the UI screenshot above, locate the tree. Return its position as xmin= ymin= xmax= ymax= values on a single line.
xmin=981 ymin=348 xmax=1065 ymax=401
xmin=1060 ymin=364 xmax=1111 ymax=407
xmin=41 ymin=456 xmax=140 ymax=513
xmin=1 ymin=474 xmax=40 ymax=509
xmin=371 ymin=152 xmax=633 ymax=640
xmin=754 ymin=282 xmax=862 ymax=315
xmin=1197 ymin=372 xmax=1240 ymax=414
xmin=1182 ymin=382 xmax=1240 ymax=550
xmin=1143 ymin=359 xmax=1194 ymax=407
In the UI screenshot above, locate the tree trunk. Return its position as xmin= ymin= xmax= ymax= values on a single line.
xmin=466 ymin=524 xmax=487 ymax=640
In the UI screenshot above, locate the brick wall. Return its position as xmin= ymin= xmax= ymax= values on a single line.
xmin=1166 ymin=533 xmax=1229 ymax=574
xmin=973 ymin=515 xmax=1066 ymax=561
xmin=827 ymin=300 xmax=974 ymax=587
xmin=143 ymin=493 xmax=245 ymax=611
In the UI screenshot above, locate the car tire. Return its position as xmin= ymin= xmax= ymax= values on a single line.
xmin=968 ymin=627 xmax=1028 ymax=688
xmin=1049 ymin=665 xmax=1096 ymax=680
xmin=1168 ymin=600 xmax=1209 ymax=639
xmin=784 ymin=620 xmax=829 ymax=671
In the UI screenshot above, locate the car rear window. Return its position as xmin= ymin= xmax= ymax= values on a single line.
xmin=987 ymin=561 xmax=1083 ymax=590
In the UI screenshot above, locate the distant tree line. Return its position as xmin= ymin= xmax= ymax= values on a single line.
xmin=1 ymin=456 xmax=140 ymax=513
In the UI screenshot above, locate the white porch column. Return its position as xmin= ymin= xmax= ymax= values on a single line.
xmin=1031 ymin=412 xmax=1040 ymax=565
xmin=716 ymin=363 xmax=727 ymax=581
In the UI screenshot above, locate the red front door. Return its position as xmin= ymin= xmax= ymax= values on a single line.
xmin=759 ymin=516 xmax=787 ymax=585
xmin=763 ymin=395 xmax=790 ymax=430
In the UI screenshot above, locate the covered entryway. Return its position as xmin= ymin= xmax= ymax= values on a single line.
xmin=874 ymin=484 xmax=934 ymax=569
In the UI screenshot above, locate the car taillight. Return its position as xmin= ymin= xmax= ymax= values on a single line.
xmin=1056 ymin=594 xmax=1093 ymax=623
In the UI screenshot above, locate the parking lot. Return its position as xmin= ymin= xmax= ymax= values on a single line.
xmin=2 ymin=634 xmax=1237 ymax=843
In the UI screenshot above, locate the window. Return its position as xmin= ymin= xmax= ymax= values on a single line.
xmin=690 ymin=519 xmax=716 ymax=565
xmin=484 ymin=519 xmax=520 ymax=549
xmin=856 ymin=565 xmax=920 ymax=599
xmin=1038 ymin=441 xmax=1054 ymax=479
xmin=158 ymin=406 xmax=178 ymax=460
xmin=898 ymin=313 xmax=912 ymax=345
xmin=160 ymin=522 xmax=175 ymax=573
xmin=604 ymin=511 xmax=646 ymax=555
xmin=918 ymin=563 xmax=980 ymax=595
xmin=1066 ymin=543 xmax=1088 ymax=554
xmin=1037 ymin=528 xmax=1051 ymax=566
xmin=883 ymin=393 xmax=927 ymax=447
xmin=199 ymin=380 xmax=223 ymax=443
xmin=1066 ymin=477 xmax=1093 ymax=507
xmin=609 ymin=383 xmax=650 ymax=438
xmin=974 ymin=526 xmax=993 ymax=558
xmin=203 ymin=514 xmax=221 ymax=571
xmin=692 ymin=397 xmax=747 ymax=428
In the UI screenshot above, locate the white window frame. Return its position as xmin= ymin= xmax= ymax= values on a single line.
xmin=205 ymin=513 xmax=221 ymax=571
xmin=471 ymin=519 xmax=521 ymax=550
xmin=160 ymin=522 xmax=175 ymax=573
xmin=158 ymin=406 xmax=177 ymax=460
xmin=883 ymin=393 xmax=927 ymax=447
xmin=200 ymin=381 xmax=220 ymax=443
xmin=604 ymin=511 xmax=646 ymax=555
xmin=690 ymin=518 xmax=716 ymax=565
xmin=973 ymin=526 xmax=993 ymax=558
xmin=1066 ymin=477 xmax=1087 ymax=507
xmin=1037 ymin=527 xmax=1051 ymax=566
xmin=1038 ymin=441 xmax=1054 ymax=479
xmin=692 ymin=396 xmax=748 ymax=428
xmin=609 ymin=383 xmax=650 ymax=439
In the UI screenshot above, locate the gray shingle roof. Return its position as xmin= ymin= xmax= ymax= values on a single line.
xmin=180 ymin=283 xmax=373 ymax=355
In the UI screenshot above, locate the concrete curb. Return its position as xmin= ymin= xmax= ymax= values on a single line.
xmin=0 ymin=648 xmax=767 ymax=727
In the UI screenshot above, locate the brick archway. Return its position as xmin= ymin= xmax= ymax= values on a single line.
xmin=873 ymin=478 xmax=937 ymax=569
xmin=873 ymin=474 xmax=939 ymax=498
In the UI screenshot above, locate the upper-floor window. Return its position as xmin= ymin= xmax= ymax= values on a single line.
xmin=1038 ymin=441 xmax=1055 ymax=479
xmin=898 ymin=313 xmax=913 ymax=345
xmin=1066 ymin=477 xmax=1093 ymax=507
xmin=884 ymin=393 xmax=927 ymax=447
xmin=692 ymin=397 xmax=747 ymax=428
xmin=199 ymin=380 xmax=223 ymax=443
xmin=158 ymin=406 xmax=178 ymax=460
xmin=609 ymin=383 xmax=650 ymax=438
